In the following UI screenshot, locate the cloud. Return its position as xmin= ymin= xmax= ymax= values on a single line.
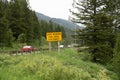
xmin=29 ymin=0 xmax=73 ymax=20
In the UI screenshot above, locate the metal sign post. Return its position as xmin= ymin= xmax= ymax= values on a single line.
xmin=58 ymin=41 xmax=60 ymax=54
xmin=49 ymin=42 xmax=51 ymax=52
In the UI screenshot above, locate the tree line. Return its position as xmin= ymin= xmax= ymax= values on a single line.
xmin=0 ymin=0 xmax=41 ymax=47
xmin=70 ymin=0 xmax=120 ymax=72
xmin=39 ymin=20 xmax=66 ymax=39
xmin=0 ymin=0 xmax=66 ymax=47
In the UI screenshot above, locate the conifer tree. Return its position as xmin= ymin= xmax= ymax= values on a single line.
xmin=0 ymin=0 xmax=42 ymax=47
xmin=0 ymin=0 xmax=13 ymax=47
xmin=112 ymin=33 xmax=120 ymax=73
xmin=70 ymin=0 xmax=118 ymax=63
xmin=9 ymin=0 xmax=27 ymax=40
xmin=48 ymin=20 xmax=54 ymax=32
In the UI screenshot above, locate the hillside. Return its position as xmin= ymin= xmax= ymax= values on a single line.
xmin=51 ymin=18 xmax=81 ymax=30
xmin=36 ymin=12 xmax=83 ymax=30
xmin=35 ymin=12 xmax=51 ymax=22
xmin=0 ymin=48 xmax=119 ymax=80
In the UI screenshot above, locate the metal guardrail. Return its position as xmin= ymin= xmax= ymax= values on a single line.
xmin=0 ymin=47 xmax=68 ymax=55
xmin=0 ymin=48 xmax=49 ymax=55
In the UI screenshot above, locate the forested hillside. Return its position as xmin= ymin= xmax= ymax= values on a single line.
xmin=39 ymin=20 xmax=67 ymax=45
xmin=36 ymin=12 xmax=82 ymax=45
xmin=0 ymin=0 xmax=41 ymax=47
xmin=0 ymin=0 xmax=68 ymax=47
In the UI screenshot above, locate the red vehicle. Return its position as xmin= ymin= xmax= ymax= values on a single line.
xmin=21 ymin=46 xmax=34 ymax=52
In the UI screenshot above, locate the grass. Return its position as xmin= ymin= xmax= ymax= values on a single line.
xmin=0 ymin=48 xmax=119 ymax=80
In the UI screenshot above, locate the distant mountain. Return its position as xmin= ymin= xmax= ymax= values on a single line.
xmin=35 ymin=12 xmax=84 ymax=30
xmin=51 ymin=18 xmax=82 ymax=30
xmin=35 ymin=12 xmax=51 ymax=22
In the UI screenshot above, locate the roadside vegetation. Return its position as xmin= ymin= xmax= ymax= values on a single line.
xmin=0 ymin=48 xmax=119 ymax=80
xmin=0 ymin=0 xmax=120 ymax=80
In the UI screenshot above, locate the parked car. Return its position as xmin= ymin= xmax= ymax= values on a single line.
xmin=21 ymin=46 xmax=34 ymax=52
xmin=59 ymin=45 xmax=64 ymax=48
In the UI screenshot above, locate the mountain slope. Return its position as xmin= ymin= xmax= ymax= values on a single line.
xmin=36 ymin=12 xmax=51 ymax=22
xmin=36 ymin=12 xmax=83 ymax=30
xmin=51 ymin=18 xmax=81 ymax=30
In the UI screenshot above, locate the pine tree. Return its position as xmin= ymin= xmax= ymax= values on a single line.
xmin=0 ymin=0 xmax=13 ymax=47
xmin=6 ymin=29 xmax=13 ymax=47
xmin=8 ymin=0 xmax=41 ymax=45
xmin=25 ymin=11 xmax=34 ymax=45
xmin=0 ymin=17 xmax=9 ymax=47
xmin=48 ymin=20 xmax=54 ymax=32
xmin=112 ymin=33 xmax=120 ymax=73
xmin=70 ymin=0 xmax=117 ymax=63
xmin=9 ymin=0 xmax=27 ymax=40
xmin=60 ymin=26 xmax=66 ymax=38
xmin=0 ymin=0 xmax=42 ymax=47
xmin=39 ymin=20 xmax=50 ymax=38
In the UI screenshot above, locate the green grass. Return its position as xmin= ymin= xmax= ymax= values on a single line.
xmin=0 ymin=48 xmax=119 ymax=80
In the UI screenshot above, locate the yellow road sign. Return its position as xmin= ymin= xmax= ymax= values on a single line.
xmin=46 ymin=32 xmax=62 ymax=41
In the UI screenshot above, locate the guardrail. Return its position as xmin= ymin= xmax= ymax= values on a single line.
xmin=0 ymin=48 xmax=49 ymax=55
xmin=0 ymin=47 xmax=68 ymax=55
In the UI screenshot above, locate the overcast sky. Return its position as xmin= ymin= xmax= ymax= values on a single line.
xmin=29 ymin=0 xmax=73 ymax=20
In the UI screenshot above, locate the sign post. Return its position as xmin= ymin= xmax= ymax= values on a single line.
xmin=58 ymin=41 xmax=60 ymax=54
xmin=49 ymin=42 xmax=51 ymax=52
xmin=46 ymin=32 xmax=62 ymax=53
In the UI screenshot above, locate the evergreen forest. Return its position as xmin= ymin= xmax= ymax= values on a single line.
xmin=0 ymin=0 xmax=66 ymax=48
